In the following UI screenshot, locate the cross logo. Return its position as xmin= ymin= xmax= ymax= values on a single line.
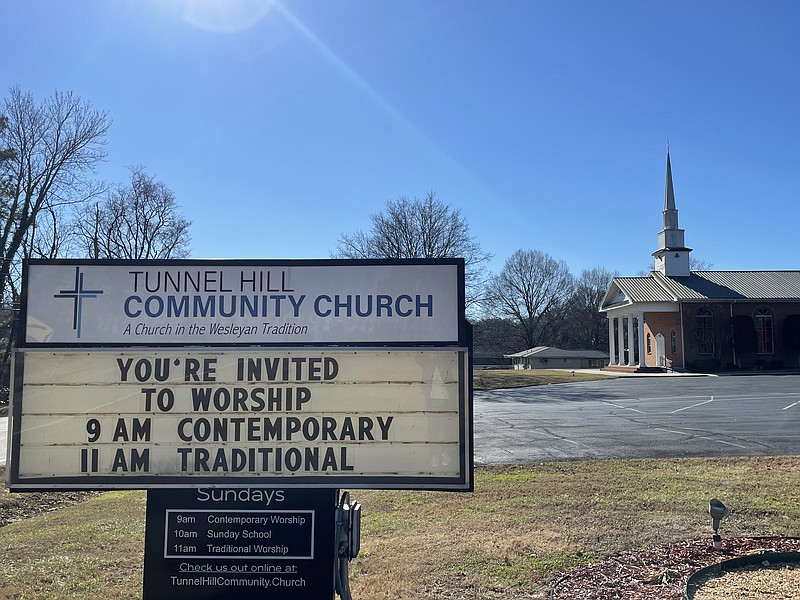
xmin=54 ymin=267 xmax=104 ymax=339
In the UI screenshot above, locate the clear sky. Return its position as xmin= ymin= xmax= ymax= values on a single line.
xmin=5 ymin=0 xmax=799 ymax=278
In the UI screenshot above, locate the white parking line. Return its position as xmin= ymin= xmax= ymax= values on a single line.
xmin=783 ymin=401 xmax=800 ymax=411
xmin=601 ymin=401 xmax=645 ymax=414
xmin=652 ymin=427 xmax=748 ymax=449
xmin=726 ymin=394 xmax=800 ymax=401
xmin=671 ymin=397 xmax=714 ymax=414
xmin=697 ymin=436 xmax=748 ymax=449
xmin=641 ymin=393 xmax=798 ymax=402
xmin=639 ymin=395 xmax=711 ymax=402
xmin=653 ymin=427 xmax=691 ymax=436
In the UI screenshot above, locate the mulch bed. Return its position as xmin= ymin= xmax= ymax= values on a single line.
xmin=0 ymin=468 xmax=99 ymax=528
xmin=549 ymin=537 xmax=800 ymax=600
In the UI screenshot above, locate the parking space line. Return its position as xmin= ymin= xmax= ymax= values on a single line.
xmin=652 ymin=427 xmax=748 ymax=449
xmin=696 ymin=436 xmax=748 ymax=449
xmin=653 ymin=427 xmax=689 ymax=436
xmin=671 ymin=397 xmax=714 ymax=414
xmin=783 ymin=401 xmax=800 ymax=411
xmin=601 ymin=401 xmax=645 ymax=414
xmin=726 ymin=394 xmax=800 ymax=401
xmin=638 ymin=395 xmax=710 ymax=401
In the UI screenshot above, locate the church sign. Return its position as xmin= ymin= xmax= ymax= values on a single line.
xmin=8 ymin=259 xmax=472 ymax=491
xmin=20 ymin=260 xmax=461 ymax=345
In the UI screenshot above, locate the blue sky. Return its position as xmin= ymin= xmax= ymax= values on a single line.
xmin=5 ymin=0 xmax=799 ymax=278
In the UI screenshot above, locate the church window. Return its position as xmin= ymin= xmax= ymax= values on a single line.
xmin=646 ymin=334 xmax=652 ymax=354
xmin=754 ymin=308 xmax=774 ymax=354
xmin=695 ymin=308 xmax=714 ymax=355
xmin=671 ymin=330 xmax=677 ymax=354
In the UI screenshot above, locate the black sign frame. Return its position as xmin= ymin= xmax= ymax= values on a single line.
xmin=143 ymin=487 xmax=337 ymax=600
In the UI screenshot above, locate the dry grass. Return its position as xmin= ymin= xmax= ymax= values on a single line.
xmin=473 ymin=369 xmax=612 ymax=391
xmin=350 ymin=457 xmax=800 ymax=599
xmin=0 ymin=457 xmax=798 ymax=599
xmin=0 ymin=490 xmax=146 ymax=599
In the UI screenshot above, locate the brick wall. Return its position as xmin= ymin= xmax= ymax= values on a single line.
xmin=643 ymin=312 xmax=683 ymax=369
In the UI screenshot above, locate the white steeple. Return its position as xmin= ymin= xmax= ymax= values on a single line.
xmin=653 ymin=150 xmax=692 ymax=276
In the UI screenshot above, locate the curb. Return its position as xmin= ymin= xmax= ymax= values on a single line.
xmin=684 ymin=551 xmax=800 ymax=599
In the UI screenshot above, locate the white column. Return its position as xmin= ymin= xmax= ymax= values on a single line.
xmin=608 ymin=317 xmax=616 ymax=366
xmin=626 ymin=315 xmax=635 ymax=366
xmin=616 ymin=316 xmax=625 ymax=366
xmin=637 ymin=312 xmax=645 ymax=367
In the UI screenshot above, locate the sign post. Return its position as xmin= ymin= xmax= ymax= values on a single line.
xmin=9 ymin=259 xmax=471 ymax=598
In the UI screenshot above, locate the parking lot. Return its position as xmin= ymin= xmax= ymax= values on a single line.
xmin=474 ymin=373 xmax=800 ymax=464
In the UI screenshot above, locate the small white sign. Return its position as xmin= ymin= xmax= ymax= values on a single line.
xmin=23 ymin=260 xmax=463 ymax=345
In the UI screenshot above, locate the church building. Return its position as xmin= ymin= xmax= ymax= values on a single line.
xmin=600 ymin=153 xmax=800 ymax=372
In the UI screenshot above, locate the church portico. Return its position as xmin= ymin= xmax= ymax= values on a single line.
xmin=606 ymin=308 xmax=678 ymax=372
xmin=607 ymin=312 xmax=645 ymax=367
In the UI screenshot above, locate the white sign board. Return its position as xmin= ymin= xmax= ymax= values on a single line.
xmin=22 ymin=260 xmax=463 ymax=345
xmin=8 ymin=349 xmax=470 ymax=490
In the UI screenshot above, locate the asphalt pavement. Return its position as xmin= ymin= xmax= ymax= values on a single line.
xmin=474 ymin=372 xmax=800 ymax=464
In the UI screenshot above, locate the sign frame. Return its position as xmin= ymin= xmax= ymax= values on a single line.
xmin=8 ymin=347 xmax=472 ymax=491
xmin=142 ymin=487 xmax=337 ymax=600
xmin=9 ymin=259 xmax=473 ymax=492
xmin=18 ymin=258 xmax=467 ymax=348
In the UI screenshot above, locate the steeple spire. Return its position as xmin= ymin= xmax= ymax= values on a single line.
xmin=663 ymin=150 xmax=679 ymax=229
xmin=653 ymin=149 xmax=691 ymax=276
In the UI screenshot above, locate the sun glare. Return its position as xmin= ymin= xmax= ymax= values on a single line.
xmin=181 ymin=0 xmax=276 ymax=33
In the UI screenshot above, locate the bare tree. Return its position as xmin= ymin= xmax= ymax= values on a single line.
xmin=334 ymin=193 xmax=491 ymax=309
xmin=472 ymin=317 xmax=525 ymax=359
xmin=74 ymin=166 xmax=191 ymax=259
xmin=689 ymin=256 xmax=714 ymax=271
xmin=0 ymin=87 xmax=109 ymax=303
xmin=0 ymin=88 xmax=108 ymax=402
xmin=562 ymin=267 xmax=616 ymax=349
xmin=482 ymin=249 xmax=575 ymax=349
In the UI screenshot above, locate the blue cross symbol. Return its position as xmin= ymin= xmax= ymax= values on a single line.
xmin=54 ymin=267 xmax=104 ymax=339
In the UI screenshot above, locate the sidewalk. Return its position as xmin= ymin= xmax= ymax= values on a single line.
xmin=566 ymin=368 xmax=709 ymax=378
xmin=560 ymin=368 xmax=800 ymax=378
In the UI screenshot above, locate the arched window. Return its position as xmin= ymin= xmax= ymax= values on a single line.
xmin=695 ymin=308 xmax=714 ymax=355
xmin=671 ymin=330 xmax=677 ymax=354
xmin=646 ymin=333 xmax=652 ymax=354
xmin=754 ymin=308 xmax=774 ymax=354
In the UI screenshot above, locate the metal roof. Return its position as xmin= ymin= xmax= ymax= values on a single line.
xmin=654 ymin=271 xmax=800 ymax=300
xmin=602 ymin=270 xmax=800 ymax=309
xmin=613 ymin=277 xmax=675 ymax=303
xmin=505 ymin=346 xmax=609 ymax=359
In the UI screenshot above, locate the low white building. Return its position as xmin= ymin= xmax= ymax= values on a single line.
xmin=505 ymin=346 xmax=609 ymax=370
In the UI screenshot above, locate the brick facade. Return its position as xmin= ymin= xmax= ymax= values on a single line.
xmin=642 ymin=312 xmax=683 ymax=369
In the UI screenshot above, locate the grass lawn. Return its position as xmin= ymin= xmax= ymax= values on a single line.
xmin=0 ymin=456 xmax=798 ymax=599
xmin=473 ymin=368 xmax=612 ymax=390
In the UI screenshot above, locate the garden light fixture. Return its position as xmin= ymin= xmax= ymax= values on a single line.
xmin=708 ymin=498 xmax=728 ymax=550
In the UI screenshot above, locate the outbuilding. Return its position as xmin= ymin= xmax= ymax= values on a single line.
xmin=505 ymin=346 xmax=609 ymax=370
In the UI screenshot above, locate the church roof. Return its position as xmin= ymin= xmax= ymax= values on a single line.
xmin=654 ymin=270 xmax=800 ymax=300
xmin=602 ymin=270 xmax=800 ymax=310
xmin=608 ymin=276 xmax=675 ymax=304
xmin=603 ymin=151 xmax=800 ymax=311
